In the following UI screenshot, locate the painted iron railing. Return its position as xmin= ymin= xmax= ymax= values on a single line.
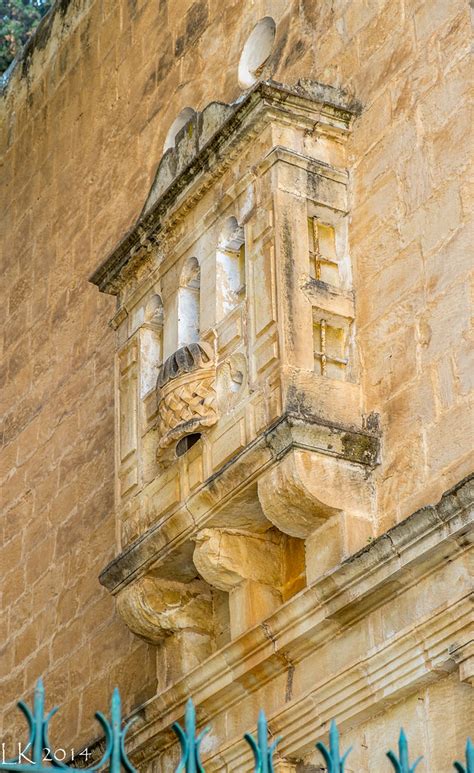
xmin=1 ymin=682 xmax=472 ymax=772
xmin=0 ymin=680 xmax=135 ymax=773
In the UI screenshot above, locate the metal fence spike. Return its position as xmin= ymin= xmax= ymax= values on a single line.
xmin=454 ymin=738 xmax=474 ymax=773
xmin=315 ymin=719 xmax=352 ymax=773
xmin=387 ymin=728 xmax=423 ymax=773
xmin=172 ymin=697 xmax=209 ymax=772
xmin=244 ymin=709 xmax=280 ymax=772
xmin=1 ymin=680 xmax=472 ymax=772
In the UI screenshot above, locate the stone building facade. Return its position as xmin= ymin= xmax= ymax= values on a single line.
xmin=1 ymin=0 xmax=472 ymax=771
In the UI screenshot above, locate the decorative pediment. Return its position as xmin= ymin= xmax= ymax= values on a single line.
xmin=89 ymin=79 xmax=358 ymax=295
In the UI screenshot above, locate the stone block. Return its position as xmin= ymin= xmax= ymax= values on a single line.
xmin=390 ymin=43 xmax=439 ymax=116
xmin=14 ymin=623 xmax=38 ymax=666
xmin=415 ymin=181 xmax=462 ymax=257
xmin=413 ymin=0 xmax=462 ymax=47
xmin=305 ymin=511 xmax=373 ymax=583
xmin=358 ymin=241 xmax=423 ymax=329
xmin=229 ymin=580 xmax=282 ymax=639
xmin=425 ymin=225 xmax=471 ymax=299
xmin=438 ymin=10 xmax=471 ymax=71
xmin=421 ymin=277 xmax=470 ymax=364
xmin=426 ymin=403 xmax=473 ymax=475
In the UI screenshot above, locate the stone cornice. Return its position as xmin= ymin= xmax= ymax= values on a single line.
xmin=136 ymin=598 xmax=472 ymax=769
xmin=257 ymin=145 xmax=350 ymax=193
xmin=119 ymin=475 xmax=472 ymax=765
xmin=206 ymin=596 xmax=472 ymax=770
xmin=89 ymin=80 xmax=359 ymax=295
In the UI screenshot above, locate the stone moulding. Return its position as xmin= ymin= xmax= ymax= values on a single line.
xmin=449 ymin=639 xmax=474 ymax=686
xmin=156 ymin=341 xmax=218 ymax=450
xmin=89 ymin=79 xmax=359 ymax=296
xmin=115 ymin=475 xmax=473 ymax=769
xmin=204 ymin=598 xmax=471 ymax=771
xmin=79 ymin=479 xmax=472 ymax=771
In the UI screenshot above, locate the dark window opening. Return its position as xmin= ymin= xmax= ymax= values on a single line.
xmin=176 ymin=433 xmax=201 ymax=457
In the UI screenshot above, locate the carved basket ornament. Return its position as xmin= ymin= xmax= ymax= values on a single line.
xmin=157 ymin=342 xmax=218 ymax=450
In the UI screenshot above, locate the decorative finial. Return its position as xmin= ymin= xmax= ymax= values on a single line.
xmin=172 ymin=697 xmax=210 ymax=772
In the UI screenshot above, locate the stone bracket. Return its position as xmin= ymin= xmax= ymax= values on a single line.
xmin=119 ymin=476 xmax=473 ymax=769
xmin=116 ymin=575 xmax=214 ymax=644
xmin=193 ymin=528 xmax=285 ymax=637
xmin=257 ymin=448 xmax=375 ymax=581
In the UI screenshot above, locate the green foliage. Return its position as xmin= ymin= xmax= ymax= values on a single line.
xmin=0 ymin=0 xmax=51 ymax=74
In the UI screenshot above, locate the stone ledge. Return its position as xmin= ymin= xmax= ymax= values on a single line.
xmin=99 ymin=412 xmax=380 ymax=593
xmin=208 ymin=598 xmax=471 ymax=771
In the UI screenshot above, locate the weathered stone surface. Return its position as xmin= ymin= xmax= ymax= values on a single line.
xmin=116 ymin=576 xmax=214 ymax=644
xmin=99 ymin=415 xmax=378 ymax=598
xmin=1 ymin=0 xmax=472 ymax=766
xmin=121 ymin=477 xmax=473 ymax=770
xmin=156 ymin=341 xmax=218 ymax=451
xmin=193 ymin=527 xmax=293 ymax=636
xmin=257 ymin=449 xmax=373 ymax=538
xmin=193 ymin=529 xmax=283 ymax=591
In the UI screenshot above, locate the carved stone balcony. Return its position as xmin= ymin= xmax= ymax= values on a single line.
xmin=92 ymin=79 xmax=383 ymax=670
xmin=156 ymin=342 xmax=218 ymax=451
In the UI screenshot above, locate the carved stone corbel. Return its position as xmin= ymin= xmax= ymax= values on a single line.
xmin=257 ymin=449 xmax=374 ymax=582
xmin=193 ymin=529 xmax=284 ymax=638
xmin=116 ymin=576 xmax=215 ymax=679
xmin=116 ymin=575 xmax=214 ymax=643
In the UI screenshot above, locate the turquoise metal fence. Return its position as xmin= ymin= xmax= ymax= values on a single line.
xmin=1 ymin=681 xmax=472 ymax=772
xmin=0 ymin=680 xmax=135 ymax=773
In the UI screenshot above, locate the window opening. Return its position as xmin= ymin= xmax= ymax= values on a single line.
xmin=176 ymin=433 xmax=201 ymax=457
xmin=308 ymin=218 xmax=339 ymax=286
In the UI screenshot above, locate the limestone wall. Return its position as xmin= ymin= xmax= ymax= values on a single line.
xmin=1 ymin=0 xmax=471 ymax=760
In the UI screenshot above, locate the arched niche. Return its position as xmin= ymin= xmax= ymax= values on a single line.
xmin=216 ymin=216 xmax=245 ymax=322
xmin=238 ymin=17 xmax=276 ymax=89
xmin=140 ymin=294 xmax=164 ymax=397
xmin=178 ymin=257 xmax=201 ymax=347
xmin=145 ymin=293 xmax=164 ymax=324
xmin=163 ymin=107 xmax=196 ymax=152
